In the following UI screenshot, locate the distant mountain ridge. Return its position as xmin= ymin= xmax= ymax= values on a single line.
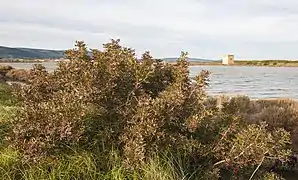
xmin=162 ymin=57 xmax=218 ymax=62
xmin=0 ymin=46 xmax=65 ymax=59
xmin=0 ymin=46 xmax=217 ymax=62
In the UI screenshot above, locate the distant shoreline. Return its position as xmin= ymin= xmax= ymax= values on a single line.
xmin=171 ymin=60 xmax=298 ymax=67
xmin=2 ymin=60 xmax=298 ymax=67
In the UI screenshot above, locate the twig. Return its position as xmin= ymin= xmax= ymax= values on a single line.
xmin=249 ymin=155 xmax=265 ymax=180
xmin=213 ymin=159 xmax=227 ymax=167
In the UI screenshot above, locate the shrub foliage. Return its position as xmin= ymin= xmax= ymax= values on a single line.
xmin=8 ymin=39 xmax=292 ymax=179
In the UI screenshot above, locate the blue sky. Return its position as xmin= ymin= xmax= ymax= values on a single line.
xmin=1 ymin=0 xmax=298 ymax=59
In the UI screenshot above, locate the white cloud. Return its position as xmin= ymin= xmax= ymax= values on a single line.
xmin=1 ymin=0 xmax=298 ymax=59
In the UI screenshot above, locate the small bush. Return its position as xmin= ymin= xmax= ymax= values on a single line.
xmin=0 ymin=65 xmax=13 ymax=76
xmin=5 ymin=69 xmax=29 ymax=82
xmin=219 ymin=96 xmax=298 ymax=154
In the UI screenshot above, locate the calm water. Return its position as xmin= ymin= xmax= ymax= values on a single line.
xmin=2 ymin=62 xmax=298 ymax=100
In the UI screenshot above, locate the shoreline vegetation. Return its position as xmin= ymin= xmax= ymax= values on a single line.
xmin=2 ymin=58 xmax=298 ymax=67
xmin=169 ymin=60 xmax=298 ymax=67
xmin=0 ymin=39 xmax=298 ymax=179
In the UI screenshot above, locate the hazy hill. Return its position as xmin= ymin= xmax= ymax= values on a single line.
xmin=0 ymin=46 xmax=65 ymax=59
xmin=162 ymin=57 xmax=217 ymax=62
xmin=0 ymin=46 xmax=218 ymax=62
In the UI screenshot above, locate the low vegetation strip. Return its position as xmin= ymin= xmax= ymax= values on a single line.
xmin=235 ymin=60 xmax=298 ymax=67
xmin=0 ymin=39 xmax=297 ymax=179
xmin=185 ymin=60 xmax=298 ymax=67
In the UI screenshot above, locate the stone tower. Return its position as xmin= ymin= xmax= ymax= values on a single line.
xmin=222 ymin=54 xmax=234 ymax=65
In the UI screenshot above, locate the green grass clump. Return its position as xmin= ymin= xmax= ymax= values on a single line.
xmin=0 ymin=83 xmax=19 ymax=147
xmin=0 ymin=150 xmax=99 ymax=180
xmin=0 ymin=150 xmax=190 ymax=180
xmin=0 ymin=83 xmax=18 ymax=106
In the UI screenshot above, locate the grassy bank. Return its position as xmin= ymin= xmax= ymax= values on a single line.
xmin=235 ymin=60 xmax=298 ymax=67
xmin=0 ymin=39 xmax=297 ymax=179
xmin=170 ymin=60 xmax=298 ymax=67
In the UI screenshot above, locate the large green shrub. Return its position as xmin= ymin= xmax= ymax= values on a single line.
xmin=8 ymin=39 xmax=291 ymax=179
